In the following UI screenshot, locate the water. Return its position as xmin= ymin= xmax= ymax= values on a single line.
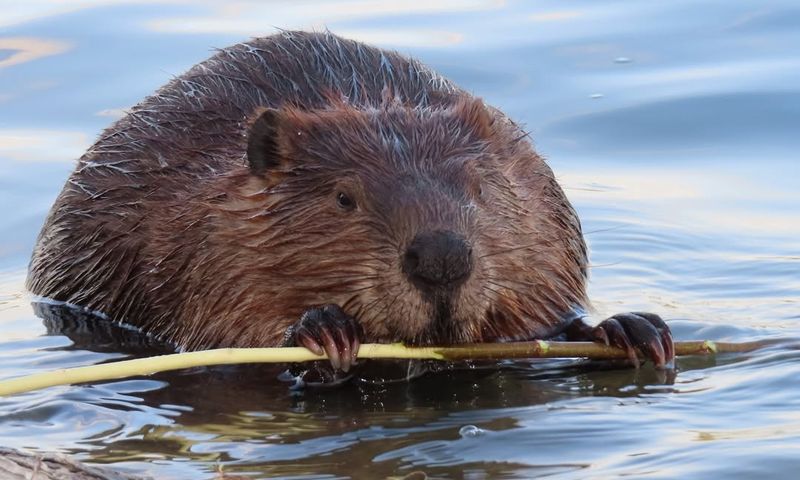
xmin=1 ymin=1 xmax=799 ymax=478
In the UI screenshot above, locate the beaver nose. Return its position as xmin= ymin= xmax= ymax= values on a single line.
xmin=403 ymin=230 xmax=473 ymax=291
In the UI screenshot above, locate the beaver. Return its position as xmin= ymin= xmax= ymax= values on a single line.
xmin=27 ymin=31 xmax=673 ymax=379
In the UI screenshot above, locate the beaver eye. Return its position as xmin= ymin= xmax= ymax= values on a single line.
xmin=336 ymin=191 xmax=356 ymax=211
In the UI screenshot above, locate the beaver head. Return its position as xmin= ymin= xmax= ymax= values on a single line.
xmin=208 ymin=96 xmax=587 ymax=347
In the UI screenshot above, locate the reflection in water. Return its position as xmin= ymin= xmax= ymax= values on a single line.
xmin=1 ymin=0 xmax=799 ymax=478
xmin=33 ymin=301 xmax=174 ymax=355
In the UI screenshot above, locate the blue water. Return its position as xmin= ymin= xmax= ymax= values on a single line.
xmin=1 ymin=1 xmax=799 ymax=478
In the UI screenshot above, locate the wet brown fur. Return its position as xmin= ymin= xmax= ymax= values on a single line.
xmin=27 ymin=31 xmax=588 ymax=350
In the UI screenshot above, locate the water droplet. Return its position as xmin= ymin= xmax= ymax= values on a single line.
xmin=459 ymin=425 xmax=486 ymax=438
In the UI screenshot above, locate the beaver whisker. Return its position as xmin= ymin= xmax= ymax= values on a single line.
xmin=582 ymin=224 xmax=627 ymax=236
xmin=479 ymin=242 xmax=543 ymax=259
xmin=586 ymin=261 xmax=623 ymax=269
xmin=485 ymin=279 xmax=532 ymax=300
xmin=485 ymin=276 xmax=541 ymax=293
xmin=339 ymin=283 xmax=381 ymax=295
xmin=371 ymin=289 xmax=405 ymax=327
xmin=479 ymin=230 xmax=576 ymax=259
xmin=355 ymin=297 xmax=382 ymax=318
xmin=479 ymin=286 xmax=527 ymax=323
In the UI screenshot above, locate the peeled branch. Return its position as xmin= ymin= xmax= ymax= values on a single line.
xmin=0 ymin=339 xmax=775 ymax=397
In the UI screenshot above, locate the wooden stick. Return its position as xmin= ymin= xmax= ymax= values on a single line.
xmin=0 ymin=339 xmax=775 ymax=397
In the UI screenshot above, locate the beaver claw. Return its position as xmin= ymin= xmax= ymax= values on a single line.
xmin=567 ymin=312 xmax=674 ymax=369
xmin=283 ymin=304 xmax=363 ymax=373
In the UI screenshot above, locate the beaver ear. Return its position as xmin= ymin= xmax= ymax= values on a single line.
xmin=247 ymin=108 xmax=285 ymax=175
xmin=454 ymin=97 xmax=495 ymax=140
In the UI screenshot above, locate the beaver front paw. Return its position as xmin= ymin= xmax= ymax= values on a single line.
xmin=283 ymin=304 xmax=363 ymax=373
xmin=567 ymin=312 xmax=674 ymax=369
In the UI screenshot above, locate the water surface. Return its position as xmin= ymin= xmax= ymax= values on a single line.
xmin=1 ymin=1 xmax=799 ymax=478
